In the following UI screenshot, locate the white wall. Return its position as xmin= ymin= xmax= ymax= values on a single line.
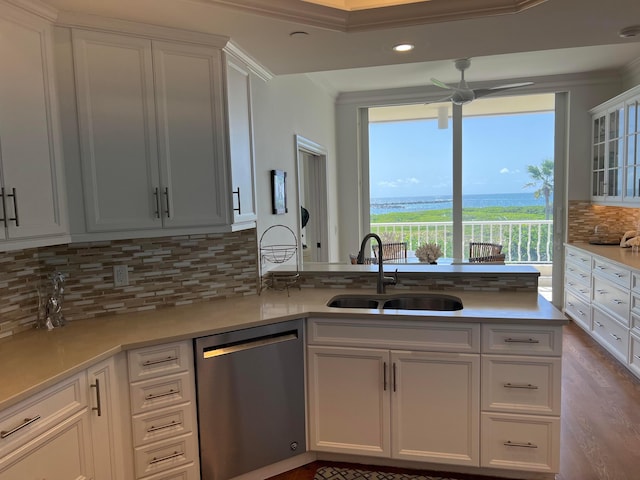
xmin=251 ymin=74 xmax=339 ymax=267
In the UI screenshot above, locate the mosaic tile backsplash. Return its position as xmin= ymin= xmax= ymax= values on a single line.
xmin=568 ymin=201 xmax=640 ymax=243
xmin=0 ymin=230 xmax=258 ymax=339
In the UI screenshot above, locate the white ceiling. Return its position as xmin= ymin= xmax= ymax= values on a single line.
xmin=42 ymin=0 xmax=640 ymax=93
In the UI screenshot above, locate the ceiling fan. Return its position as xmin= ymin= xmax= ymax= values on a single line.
xmin=430 ymin=58 xmax=534 ymax=105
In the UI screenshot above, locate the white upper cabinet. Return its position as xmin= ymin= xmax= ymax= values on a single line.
xmin=225 ymin=55 xmax=257 ymax=229
xmin=70 ymin=29 xmax=230 ymax=236
xmin=591 ymin=85 xmax=640 ymax=205
xmin=0 ymin=2 xmax=68 ymax=249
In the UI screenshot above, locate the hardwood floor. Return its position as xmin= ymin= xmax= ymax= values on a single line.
xmin=269 ymin=322 xmax=640 ymax=480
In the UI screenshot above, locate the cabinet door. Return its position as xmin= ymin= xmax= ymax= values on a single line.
xmin=391 ymin=351 xmax=480 ymax=466
xmin=153 ymin=41 xmax=229 ymax=228
xmin=73 ymin=29 xmax=161 ymax=232
xmin=226 ymin=57 xmax=257 ymax=227
xmin=88 ymin=355 xmax=131 ymax=480
xmin=592 ymin=112 xmax=606 ymax=199
xmin=625 ymin=96 xmax=639 ymax=201
xmin=0 ymin=410 xmax=94 ymax=479
xmin=0 ymin=5 xmax=67 ymax=240
xmin=307 ymin=345 xmax=390 ymax=457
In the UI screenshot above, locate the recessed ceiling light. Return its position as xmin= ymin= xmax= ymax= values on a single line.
xmin=393 ymin=43 xmax=414 ymax=52
xmin=619 ymin=25 xmax=640 ymax=38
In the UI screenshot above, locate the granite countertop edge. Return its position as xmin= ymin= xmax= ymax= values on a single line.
xmin=0 ymin=287 xmax=566 ymax=411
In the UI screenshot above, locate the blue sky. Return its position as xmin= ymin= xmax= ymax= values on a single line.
xmin=369 ymin=111 xmax=554 ymax=198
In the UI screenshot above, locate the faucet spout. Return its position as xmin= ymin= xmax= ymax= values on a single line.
xmin=357 ymin=233 xmax=398 ymax=294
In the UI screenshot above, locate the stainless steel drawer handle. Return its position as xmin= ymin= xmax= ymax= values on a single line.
xmin=504 ymin=441 xmax=538 ymax=449
xmin=7 ymin=187 xmax=19 ymax=226
xmin=614 ymin=272 xmax=624 ymax=277
xmin=596 ymin=289 xmax=606 ymax=295
xmin=580 ymin=273 xmax=588 ymax=278
xmin=232 ymin=187 xmax=241 ymax=214
xmin=504 ymin=338 xmax=540 ymax=344
xmin=595 ymin=321 xmax=604 ymax=327
xmin=635 ymin=354 xmax=640 ymax=360
xmin=596 ymin=265 xmax=606 ymax=270
xmin=145 ymin=389 xmax=179 ymax=400
xmin=142 ymin=356 xmax=178 ymax=367
xmin=504 ymin=383 xmax=539 ymax=390
xmin=567 ymin=301 xmax=574 ymax=307
xmin=610 ymin=333 xmax=621 ymax=341
xmin=149 ymin=451 xmax=183 ymax=465
xmin=1 ymin=415 xmax=41 ymax=439
xmin=147 ymin=420 xmax=181 ymax=433
xmin=578 ymin=310 xmax=586 ymax=316
xmin=611 ymin=299 xmax=624 ymax=305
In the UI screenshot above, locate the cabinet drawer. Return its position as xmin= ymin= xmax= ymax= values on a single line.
xmin=564 ymin=259 xmax=591 ymax=283
xmin=592 ymin=308 xmax=629 ymax=363
xmin=482 ymin=356 xmax=561 ymax=415
xmin=480 ymin=412 xmax=560 ymax=473
xmin=481 ymin=324 xmax=562 ymax=356
xmin=630 ymin=292 xmax=640 ymax=319
xmin=565 ymin=247 xmax=591 ymax=271
xmin=132 ymin=404 xmax=194 ymax=447
xmin=0 ymin=372 xmax=86 ymax=456
xmin=130 ymin=372 xmax=193 ymax=415
xmin=308 ymin=317 xmax=480 ymax=353
xmin=592 ymin=257 xmax=631 ymax=289
xmin=564 ymin=271 xmax=590 ymax=298
xmin=142 ymin=464 xmax=199 ymax=480
xmin=128 ymin=341 xmax=192 ymax=381
xmin=592 ymin=276 xmax=630 ymax=326
xmin=564 ymin=290 xmax=591 ymax=331
xmin=630 ymin=333 xmax=640 ymax=378
xmin=134 ymin=433 xmax=197 ymax=478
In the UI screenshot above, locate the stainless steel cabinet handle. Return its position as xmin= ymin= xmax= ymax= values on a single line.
xmin=163 ymin=187 xmax=171 ymax=218
xmin=147 ymin=420 xmax=181 ymax=433
xmin=142 ymin=356 xmax=178 ymax=367
xmin=232 ymin=187 xmax=241 ymax=214
xmin=7 ymin=188 xmax=18 ymax=226
xmin=145 ymin=389 xmax=179 ymax=400
xmin=0 ymin=187 xmax=6 ymax=227
xmin=504 ymin=441 xmax=538 ymax=448
xmin=594 ymin=321 xmax=604 ymax=327
xmin=504 ymin=338 xmax=540 ymax=344
xmin=91 ymin=379 xmax=102 ymax=417
xmin=392 ymin=362 xmax=397 ymax=392
xmin=614 ymin=272 xmax=625 ymax=278
xmin=567 ymin=301 xmax=574 ymax=307
xmin=634 ymin=354 xmax=640 ymax=360
xmin=1 ymin=415 xmax=41 ymax=438
xmin=611 ymin=299 xmax=624 ymax=305
xmin=153 ymin=188 xmax=160 ymax=218
xmin=579 ymin=273 xmax=588 ymax=278
xmin=383 ymin=362 xmax=387 ymax=391
xmin=577 ymin=310 xmax=586 ymax=316
xmin=149 ymin=451 xmax=183 ymax=465
xmin=610 ymin=333 xmax=621 ymax=341
xmin=504 ymin=383 xmax=539 ymax=390
xmin=596 ymin=289 xmax=606 ymax=295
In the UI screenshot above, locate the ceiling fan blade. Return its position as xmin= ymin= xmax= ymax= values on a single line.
xmin=431 ymin=78 xmax=453 ymax=90
xmin=473 ymin=81 xmax=534 ymax=99
xmin=424 ymin=94 xmax=454 ymax=105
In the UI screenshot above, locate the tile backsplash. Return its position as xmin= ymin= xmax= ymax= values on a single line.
xmin=568 ymin=200 xmax=640 ymax=242
xmin=0 ymin=230 xmax=258 ymax=338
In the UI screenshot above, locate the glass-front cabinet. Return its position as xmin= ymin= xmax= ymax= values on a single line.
xmin=591 ymin=85 xmax=640 ymax=204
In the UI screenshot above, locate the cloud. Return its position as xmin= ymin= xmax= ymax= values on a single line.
xmin=378 ymin=177 xmax=420 ymax=188
xmin=500 ymin=168 xmax=510 ymax=174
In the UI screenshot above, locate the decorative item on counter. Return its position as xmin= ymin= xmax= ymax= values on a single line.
xmin=589 ymin=224 xmax=622 ymax=245
xmin=415 ymin=242 xmax=443 ymax=264
xmin=620 ymin=230 xmax=640 ymax=250
xmin=36 ymin=271 xmax=67 ymax=330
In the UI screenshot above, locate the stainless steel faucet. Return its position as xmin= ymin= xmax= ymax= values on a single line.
xmin=356 ymin=233 xmax=398 ymax=294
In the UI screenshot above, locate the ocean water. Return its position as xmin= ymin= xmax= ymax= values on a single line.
xmin=371 ymin=192 xmax=550 ymax=216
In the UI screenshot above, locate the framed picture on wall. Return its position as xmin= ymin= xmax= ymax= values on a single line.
xmin=271 ymin=169 xmax=288 ymax=214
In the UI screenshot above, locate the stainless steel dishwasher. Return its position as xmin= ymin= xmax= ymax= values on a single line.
xmin=194 ymin=319 xmax=306 ymax=480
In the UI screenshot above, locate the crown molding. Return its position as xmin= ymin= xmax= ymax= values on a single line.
xmin=621 ymin=56 xmax=640 ymax=89
xmin=2 ymin=0 xmax=58 ymax=21
xmin=224 ymin=41 xmax=273 ymax=82
xmin=55 ymin=10 xmax=229 ymax=47
xmin=205 ymin=0 xmax=546 ymax=32
xmin=335 ymin=70 xmax=624 ymax=106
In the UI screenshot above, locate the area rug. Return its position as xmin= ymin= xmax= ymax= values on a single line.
xmin=314 ymin=466 xmax=457 ymax=480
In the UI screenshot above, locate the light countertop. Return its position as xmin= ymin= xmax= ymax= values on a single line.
xmin=567 ymin=242 xmax=640 ymax=271
xmin=0 ymin=287 xmax=566 ymax=411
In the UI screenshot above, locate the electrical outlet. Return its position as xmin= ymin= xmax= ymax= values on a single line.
xmin=113 ymin=265 xmax=129 ymax=287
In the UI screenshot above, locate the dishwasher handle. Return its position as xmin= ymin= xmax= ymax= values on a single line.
xmin=202 ymin=330 xmax=298 ymax=359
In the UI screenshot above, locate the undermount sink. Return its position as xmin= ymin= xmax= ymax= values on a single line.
xmin=326 ymin=293 xmax=463 ymax=311
xmin=382 ymin=294 xmax=463 ymax=311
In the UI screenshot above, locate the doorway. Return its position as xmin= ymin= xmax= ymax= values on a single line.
xmin=295 ymin=135 xmax=329 ymax=264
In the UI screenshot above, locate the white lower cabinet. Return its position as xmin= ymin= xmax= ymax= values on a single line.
xmin=127 ymin=340 xmax=200 ymax=480
xmin=307 ymin=318 xmax=481 ymax=468
xmin=307 ymin=317 xmax=562 ymax=475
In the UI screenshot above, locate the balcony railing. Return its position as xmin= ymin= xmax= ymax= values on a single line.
xmin=371 ymin=220 xmax=553 ymax=263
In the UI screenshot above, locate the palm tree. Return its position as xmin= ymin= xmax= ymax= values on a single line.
xmin=524 ymin=159 xmax=554 ymax=220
